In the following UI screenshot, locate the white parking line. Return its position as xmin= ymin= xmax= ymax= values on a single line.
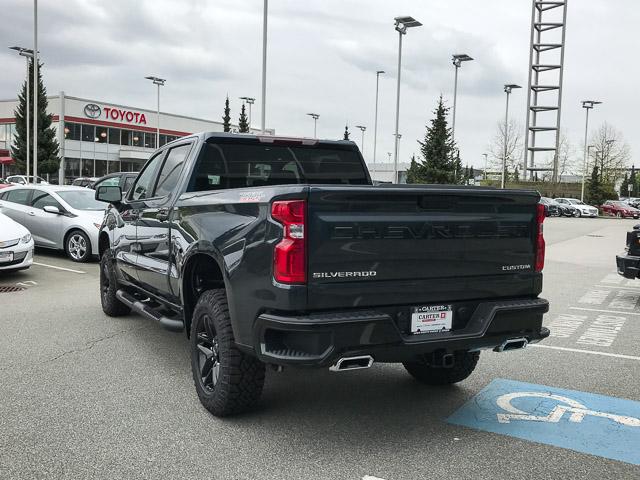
xmin=363 ymin=476 xmax=387 ymax=480
xmin=569 ymin=306 xmax=640 ymax=316
xmin=596 ymin=284 xmax=640 ymax=291
xmin=530 ymin=344 xmax=640 ymax=361
xmin=32 ymin=262 xmax=86 ymax=274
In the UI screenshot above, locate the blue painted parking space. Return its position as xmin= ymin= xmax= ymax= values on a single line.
xmin=447 ymin=379 xmax=640 ymax=465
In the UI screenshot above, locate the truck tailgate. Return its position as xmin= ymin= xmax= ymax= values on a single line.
xmin=306 ymin=186 xmax=541 ymax=310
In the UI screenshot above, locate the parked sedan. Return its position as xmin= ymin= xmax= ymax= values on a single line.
xmin=539 ymin=197 xmax=561 ymax=217
xmin=555 ymin=198 xmax=599 ymax=217
xmin=6 ymin=175 xmax=49 ymax=185
xmin=0 ymin=212 xmax=34 ymax=272
xmin=601 ymin=200 xmax=640 ymax=219
xmin=0 ymin=185 xmax=105 ymax=262
xmin=71 ymin=177 xmax=98 ymax=188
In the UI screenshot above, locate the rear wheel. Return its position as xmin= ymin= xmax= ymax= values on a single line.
xmin=403 ymin=351 xmax=480 ymax=385
xmin=190 ymin=289 xmax=265 ymax=416
xmin=65 ymin=229 xmax=91 ymax=262
xmin=616 ymin=212 xmax=623 ymax=218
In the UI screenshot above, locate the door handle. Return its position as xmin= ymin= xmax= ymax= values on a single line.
xmin=156 ymin=208 xmax=170 ymax=221
xmin=28 ymin=211 xmax=35 ymax=216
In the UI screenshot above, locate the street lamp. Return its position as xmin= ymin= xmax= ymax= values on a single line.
xmin=451 ymin=53 xmax=473 ymax=143
xmin=239 ymin=97 xmax=255 ymax=128
xmin=144 ymin=76 xmax=166 ymax=148
xmin=306 ymin=113 xmax=319 ymax=138
xmin=33 ymin=0 xmax=39 ymax=183
xmin=261 ymin=0 xmax=268 ymax=133
xmin=580 ymin=100 xmax=602 ymax=201
xmin=373 ymin=70 xmax=385 ymax=176
xmin=394 ymin=133 xmax=402 ymax=180
xmin=502 ymin=84 xmax=521 ymax=188
xmin=393 ymin=16 xmax=422 ymax=184
xmin=355 ymin=125 xmax=366 ymax=157
xmin=482 ymin=153 xmax=488 ymax=180
xmin=9 ymin=46 xmax=34 ymax=180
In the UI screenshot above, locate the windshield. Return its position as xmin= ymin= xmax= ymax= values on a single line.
xmin=569 ymin=199 xmax=585 ymax=205
xmin=56 ymin=189 xmax=105 ymax=210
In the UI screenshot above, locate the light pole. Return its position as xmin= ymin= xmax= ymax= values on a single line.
xmin=451 ymin=53 xmax=473 ymax=144
xmin=482 ymin=153 xmax=488 ymax=180
xmin=502 ymin=84 xmax=521 ymax=188
xmin=9 ymin=46 xmax=34 ymax=180
xmin=580 ymin=100 xmax=602 ymax=201
xmin=261 ymin=0 xmax=268 ymax=133
xmin=32 ymin=0 xmax=38 ymax=183
xmin=393 ymin=16 xmax=422 ymax=184
xmin=394 ymin=133 xmax=402 ymax=181
xmin=239 ymin=97 xmax=255 ymax=128
xmin=306 ymin=113 xmax=319 ymax=138
xmin=144 ymin=76 xmax=166 ymax=147
xmin=373 ymin=70 xmax=385 ymax=176
xmin=355 ymin=125 xmax=366 ymax=157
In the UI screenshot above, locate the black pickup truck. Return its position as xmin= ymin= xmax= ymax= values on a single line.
xmin=616 ymin=224 xmax=640 ymax=278
xmin=95 ymin=132 xmax=549 ymax=416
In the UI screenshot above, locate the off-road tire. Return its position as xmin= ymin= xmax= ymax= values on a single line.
xmin=191 ymin=289 xmax=265 ymax=417
xmin=99 ymin=250 xmax=131 ymax=316
xmin=403 ymin=351 xmax=480 ymax=385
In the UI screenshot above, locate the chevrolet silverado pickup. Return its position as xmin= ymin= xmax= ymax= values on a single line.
xmin=617 ymin=223 xmax=640 ymax=278
xmin=95 ymin=132 xmax=549 ymax=417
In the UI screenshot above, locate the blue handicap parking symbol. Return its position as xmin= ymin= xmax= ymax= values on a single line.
xmin=447 ymin=379 xmax=640 ymax=465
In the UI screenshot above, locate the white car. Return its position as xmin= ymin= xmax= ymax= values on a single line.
xmin=555 ymin=198 xmax=599 ymax=217
xmin=0 ymin=212 xmax=34 ymax=271
xmin=0 ymin=185 xmax=105 ymax=262
xmin=6 ymin=175 xmax=49 ymax=185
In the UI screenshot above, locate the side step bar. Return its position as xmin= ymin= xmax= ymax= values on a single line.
xmin=116 ymin=289 xmax=184 ymax=332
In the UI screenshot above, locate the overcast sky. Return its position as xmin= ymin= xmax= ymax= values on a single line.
xmin=1 ymin=0 xmax=637 ymax=170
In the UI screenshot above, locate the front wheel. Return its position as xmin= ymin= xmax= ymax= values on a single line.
xmin=100 ymin=250 xmax=131 ymax=316
xmin=574 ymin=210 xmax=582 ymax=218
xmin=617 ymin=212 xmax=623 ymax=218
xmin=403 ymin=351 xmax=480 ymax=385
xmin=65 ymin=230 xmax=91 ymax=262
xmin=190 ymin=289 xmax=265 ymax=417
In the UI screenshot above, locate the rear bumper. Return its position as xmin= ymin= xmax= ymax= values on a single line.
xmin=253 ymin=297 xmax=549 ymax=367
xmin=616 ymin=253 xmax=640 ymax=279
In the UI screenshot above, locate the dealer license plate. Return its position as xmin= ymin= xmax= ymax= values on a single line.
xmin=411 ymin=305 xmax=453 ymax=334
xmin=0 ymin=251 xmax=14 ymax=263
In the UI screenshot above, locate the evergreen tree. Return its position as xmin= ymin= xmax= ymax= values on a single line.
xmin=343 ymin=125 xmax=350 ymax=140
xmin=406 ymin=154 xmax=424 ymax=184
xmin=620 ymin=173 xmax=629 ymax=197
xmin=513 ymin=167 xmax=520 ymax=182
xmin=222 ymin=96 xmax=231 ymax=132
xmin=469 ymin=166 xmax=475 ymax=180
xmin=630 ymin=165 xmax=637 ymax=197
xmin=413 ymin=96 xmax=458 ymax=184
xmin=238 ymin=103 xmax=249 ymax=133
xmin=11 ymin=59 xmax=59 ymax=175
xmin=463 ymin=165 xmax=469 ymax=183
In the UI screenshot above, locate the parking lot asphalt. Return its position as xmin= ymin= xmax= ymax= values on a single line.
xmin=1 ymin=217 xmax=639 ymax=480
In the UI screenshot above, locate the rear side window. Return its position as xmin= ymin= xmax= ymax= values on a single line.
xmin=154 ymin=143 xmax=191 ymax=198
xmin=187 ymin=142 xmax=368 ymax=192
xmin=96 ymin=177 xmax=120 ymax=188
xmin=31 ymin=191 xmax=62 ymax=210
xmin=130 ymin=153 xmax=165 ymax=201
xmin=5 ymin=189 xmax=31 ymax=205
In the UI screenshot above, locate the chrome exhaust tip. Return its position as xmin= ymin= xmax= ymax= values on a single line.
xmin=494 ymin=337 xmax=529 ymax=352
xmin=329 ymin=355 xmax=374 ymax=372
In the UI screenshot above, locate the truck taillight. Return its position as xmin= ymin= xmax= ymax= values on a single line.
xmin=271 ymin=200 xmax=306 ymax=284
xmin=535 ymin=203 xmax=546 ymax=272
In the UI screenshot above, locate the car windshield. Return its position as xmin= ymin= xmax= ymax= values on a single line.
xmin=569 ymin=199 xmax=585 ymax=205
xmin=56 ymin=189 xmax=105 ymax=210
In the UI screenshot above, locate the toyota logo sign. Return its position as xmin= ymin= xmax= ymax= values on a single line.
xmin=83 ymin=103 xmax=102 ymax=119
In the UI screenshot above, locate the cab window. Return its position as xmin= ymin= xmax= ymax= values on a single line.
xmin=153 ymin=143 xmax=191 ymax=198
xmin=130 ymin=153 xmax=165 ymax=201
xmin=31 ymin=191 xmax=63 ymax=210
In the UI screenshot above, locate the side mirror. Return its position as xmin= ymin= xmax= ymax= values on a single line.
xmin=43 ymin=205 xmax=61 ymax=214
xmin=95 ymin=185 xmax=122 ymax=203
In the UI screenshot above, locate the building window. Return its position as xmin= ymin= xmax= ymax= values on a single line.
xmin=96 ymin=126 xmax=108 ymax=143
xmin=108 ymin=128 xmax=120 ymax=145
xmin=144 ymin=132 xmax=156 ymax=149
xmin=81 ymin=158 xmax=94 ymax=177
xmin=121 ymin=130 xmax=131 ymax=146
xmin=107 ymin=160 xmax=120 ymax=174
xmin=64 ymin=157 xmax=80 ymax=182
xmin=95 ymin=159 xmax=108 ymax=178
xmin=81 ymin=124 xmax=95 ymax=142
xmin=159 ymin=134 xmax=168 ymax=147
xmin=131 ymin=131 xmax=143 ymax=147
xmin=64 ymin=122 xmax=81 ymax=141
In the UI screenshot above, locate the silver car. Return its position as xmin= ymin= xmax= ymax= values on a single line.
xmin=0 ymin=185 xmax=105 ymax=262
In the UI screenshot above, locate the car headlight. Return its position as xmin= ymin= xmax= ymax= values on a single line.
xmin=20 ymin=233 xmax=32 ymax=243
xmin=94 ymin=223 xmax=102 ymax=229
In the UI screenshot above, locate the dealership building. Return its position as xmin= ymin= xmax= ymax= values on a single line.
xmin=0 ymin=93 xmax=267 ymax=184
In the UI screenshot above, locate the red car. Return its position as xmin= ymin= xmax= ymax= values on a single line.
xmin=0 ymin=178 xmax=15 ymax=189
xmin=601 ymin=200 xmax=640 ymax=218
